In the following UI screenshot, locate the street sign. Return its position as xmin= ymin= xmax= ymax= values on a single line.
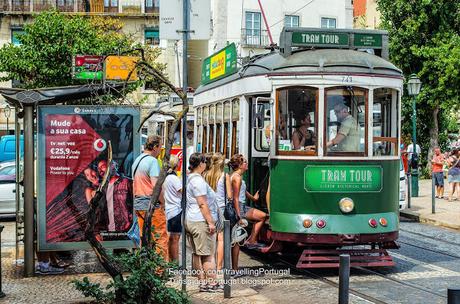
xmin=201 ymin=43 xmax=237 ymax=85
xmin=160 ymin=0 xmax=210 ymax=40
xmin=73 ymin=55 xmax=103 ymax=81
xmin=304 ymin=165 xmax=383 ymax=192
xmin=104 ymin=56 xmax=139 ymax=81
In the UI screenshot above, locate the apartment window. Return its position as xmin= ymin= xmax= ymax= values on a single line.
xmin=321 ymin=17 xmax=337 ymax=29
xmin=145 ymin=0 xmax=159 ymax=13
xmin=11 ymin=29 xmax=24 ymax=46
xmin=284 ymin=15 xmax=299 ymax=27
xmin=245 ymin=12 xmax=261 ymax=45
xmin=145 ymin=29 xmax=159 ymax=46
xmin=104 ymin=0 xmax=118 ymax=12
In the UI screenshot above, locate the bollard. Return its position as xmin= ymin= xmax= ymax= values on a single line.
xmin=0 ymin=225 xmax=5 ymax=298
xmin=448 ymin=288 xmax=460 ymax=304
xmin=223 ymin=220 xmax=231 ymax=298
xmin=407 ymin=173 xmax=411 ymax=209
xmin=432 ymin=174 xmax=436 ymax=214
xmin=339 ymin=254 xmax=350 ymax=304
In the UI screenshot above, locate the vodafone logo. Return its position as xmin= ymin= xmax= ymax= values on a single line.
xmin=93 ymin=139 xmax=107 ymax=152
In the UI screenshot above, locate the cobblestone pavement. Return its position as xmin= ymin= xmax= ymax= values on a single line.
xmin=401 ymin=178 xmax=460 ymax=230
xmin=0 ymin=218 xmax=458 ymax=303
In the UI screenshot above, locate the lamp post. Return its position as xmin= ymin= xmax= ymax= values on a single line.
xmin=3 ymin=105 xmax=11 ymax=135
xmin=407 ymin=74 xmax=422 ymax=197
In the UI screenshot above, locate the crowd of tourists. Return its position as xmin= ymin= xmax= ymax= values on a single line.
xmin=132 ymin=135 xmax=268 ymax=292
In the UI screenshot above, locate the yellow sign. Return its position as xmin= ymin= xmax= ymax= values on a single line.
xmin=105 ymin=56 xmax=139 ymax=81
xmin=210 ymin=50 xmax=226 ymax=80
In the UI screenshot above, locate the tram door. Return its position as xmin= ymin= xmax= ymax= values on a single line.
xmin=250 ymin=96 xmax=271 ymax=211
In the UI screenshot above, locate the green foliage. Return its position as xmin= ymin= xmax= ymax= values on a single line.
xmin=0 ymin=10 xmax=169 ymax=97
xmin=73 ymin=247 xmax=190 ymax=304
xmin=377 ymin=0 xmax=460 ymax=163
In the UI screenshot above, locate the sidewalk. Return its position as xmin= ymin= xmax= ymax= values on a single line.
xmin=400 ymin=178 xmax=460 ymax=230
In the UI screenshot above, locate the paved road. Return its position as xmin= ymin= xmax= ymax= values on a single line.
xmin=0 ymin=217 xmax=459 ymax=304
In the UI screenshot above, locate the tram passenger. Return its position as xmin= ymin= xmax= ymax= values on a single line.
xmin=185 ymin=153 xmax=221 ymax=292
xmin=327 ymin=103 xmax=360 ymax=152
xmin=204 ymin=153 xmax=233 ymax=270
xmin=292 ymin=113 xmax=315 ymax=151
xmin=229 ymin=154 xmax=267 ymax=270
xmin=163 ymin=155 xmax=182 ymax=262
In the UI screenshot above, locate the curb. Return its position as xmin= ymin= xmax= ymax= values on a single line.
xmin=400 ymin=210 xmax=460 ymax=231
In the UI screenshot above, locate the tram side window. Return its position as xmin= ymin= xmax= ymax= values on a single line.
xmin=216 ymin=103 xmax=223 ymax=153
xmin=232 ymin=99 xmax=240 ymax=155
xmin=277 ymin=87 xmax=317 ymax=154
xmin=325 ymin=87 xmax=366 ymax=155
xmin=373 ymin=88 xmax=398 ymax=156
xmin=254 ymin=101 xmax=271 ymax=152
xmin=196 ymin=108 xmax=203 ymax=152
xmin=224 ymin=101 xmax=231 ymax=158
xmin=186 ymin=120 xmax=194 ymax=147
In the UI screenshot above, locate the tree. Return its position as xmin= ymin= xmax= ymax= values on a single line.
xmin=0 ymin=10 xmax=167 ymax=94
xmin=377 ymin=0 xmax=460 ymax=170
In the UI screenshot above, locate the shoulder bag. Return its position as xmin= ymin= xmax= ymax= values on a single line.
xmin=127 ymin=154 xmax=151 ymax=247
xmin=223 ymin=173 xmax=239 ymax=228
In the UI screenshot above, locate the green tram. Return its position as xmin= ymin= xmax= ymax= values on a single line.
xmin=193 ymin=28 xmax=403 ymax=268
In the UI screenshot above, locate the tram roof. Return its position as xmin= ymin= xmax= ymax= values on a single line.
xmin=195 ymin=49 xmax=402 ymax=95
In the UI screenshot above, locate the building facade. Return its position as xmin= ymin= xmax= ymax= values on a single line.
xmin=209 ymin=0 xmax=353 ymax=59
xmin=353 ymin=0 xmax=380 ymax=29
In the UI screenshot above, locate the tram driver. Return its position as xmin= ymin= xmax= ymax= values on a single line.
xmin=292 ymin=112 xmax=316 ymax=151
xmin=327 ymin=103 xmax=360 ymax=152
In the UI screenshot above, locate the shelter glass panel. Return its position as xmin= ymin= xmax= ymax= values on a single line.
xmin=277 ymin=87 xmax=318 ymax=155
xmin=325 ymin=87 xmax=367 ymax=155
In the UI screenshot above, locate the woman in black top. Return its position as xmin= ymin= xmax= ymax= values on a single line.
xmin=292 ymin=113 xmax=315 ymax=150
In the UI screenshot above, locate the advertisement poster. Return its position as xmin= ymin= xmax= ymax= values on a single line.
xmin=38 ymin=106 xmax=140 ymax=251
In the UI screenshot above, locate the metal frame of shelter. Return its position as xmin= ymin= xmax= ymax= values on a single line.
xmin=0 ymin=83 xmax=127 ymax=277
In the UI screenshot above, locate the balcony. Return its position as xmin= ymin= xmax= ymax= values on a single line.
xmin=0 ymin=0 xmax=159 ymax=15
xmin=241 ymin=28 xmax=271 ymax=48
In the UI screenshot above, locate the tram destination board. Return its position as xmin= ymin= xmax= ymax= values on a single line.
xmin=304 ymin=165 xmax=382 ymax=192
xmin=290 ymin=30 xmax=383 ymax=49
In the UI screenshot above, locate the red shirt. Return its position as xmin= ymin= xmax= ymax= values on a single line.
xmin=432 ymin=154 xmax=444 ymax=173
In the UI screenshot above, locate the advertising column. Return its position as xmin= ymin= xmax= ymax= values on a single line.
xmin=37 ymin=106 xmax=140 ymax=251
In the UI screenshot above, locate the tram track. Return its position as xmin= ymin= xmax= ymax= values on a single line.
xmin=399 ymin=227 xmax=460 ymax=248
xmin=397 ymin=239 xmax=460 ymax=259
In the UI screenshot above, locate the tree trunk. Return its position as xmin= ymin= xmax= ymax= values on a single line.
xmin=427 ymin=104 xmax=440 ymax=172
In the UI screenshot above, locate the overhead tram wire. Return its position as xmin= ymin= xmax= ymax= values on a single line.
xmin=268 ymin=0 xmax=317 ymax=30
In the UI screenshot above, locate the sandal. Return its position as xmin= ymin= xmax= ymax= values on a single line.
xmin=199 ymin=284 xmax=209 ymax=292
xmin=50 ymin=260 xmax=70 ymax=268
xmin=245 ymin=242 xmax=265 ymax=250
xmin=207 ymin=283 xmax=224 ymax=292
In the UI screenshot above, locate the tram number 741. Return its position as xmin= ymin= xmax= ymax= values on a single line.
xmin=342 ymin=76 xmax=353 ymax=83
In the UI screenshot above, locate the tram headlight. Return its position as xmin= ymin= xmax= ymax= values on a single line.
xmin=339 ymin=198 xmax=354 ymax=213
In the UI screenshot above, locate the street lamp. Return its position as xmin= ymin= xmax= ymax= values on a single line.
xmin=3 ymin=105 xmax=11 ymax=135
xmin=407 ymin=74 xmax=422 ymax=197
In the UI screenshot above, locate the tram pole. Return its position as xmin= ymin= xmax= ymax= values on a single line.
xmin=431 ymin=173 xmax=436 ymax=214
xmin=448 ymin=288 xmax=460 ymax=304
xmin=407 ymin=172 xmax=411 ymax=209
xmin=180 ymin=0 xmax=189 ymax=293
xmin=339 ymin=254 xmax=350 ymax=304
xmin=223 ymin=220 xmax=231 ymax=298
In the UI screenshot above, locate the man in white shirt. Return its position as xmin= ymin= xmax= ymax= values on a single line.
xmin=407 ymin=142 xmax=421 ymax=163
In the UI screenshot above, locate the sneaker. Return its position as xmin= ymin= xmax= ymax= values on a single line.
xmin=36 ymin=264 xmax=64 ymax=275
xmin=206 ymin=283 xmax=224 ymax=293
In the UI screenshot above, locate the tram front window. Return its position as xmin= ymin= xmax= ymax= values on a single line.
xmin=326 ymin=87 xmax=366 ymax=155
xmin=277 ymin=87 xmax=317 ymax=154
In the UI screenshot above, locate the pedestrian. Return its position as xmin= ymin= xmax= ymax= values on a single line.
xmin=431 ymin=147 xmax=445 ymax=199
xmin=407 ymin=141 xmax=421 ymax=168
xmin=163 ymin=155 xmax=182 ymax=262
xmin=204 ymin=152 xmax=233 ymax=270
xmin=447 ymin=149 xmax=460 ymax=202
xmin=229 ymin=154 xmax=267 ymax=275
xmin=185 ymin=153 xmax=221 ymax=292
xmin=131 ymin=135 xmax=169 ymax=260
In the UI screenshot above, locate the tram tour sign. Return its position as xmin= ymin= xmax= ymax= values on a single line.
xmin=304 ymin=165 xmax=382 ymax=192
